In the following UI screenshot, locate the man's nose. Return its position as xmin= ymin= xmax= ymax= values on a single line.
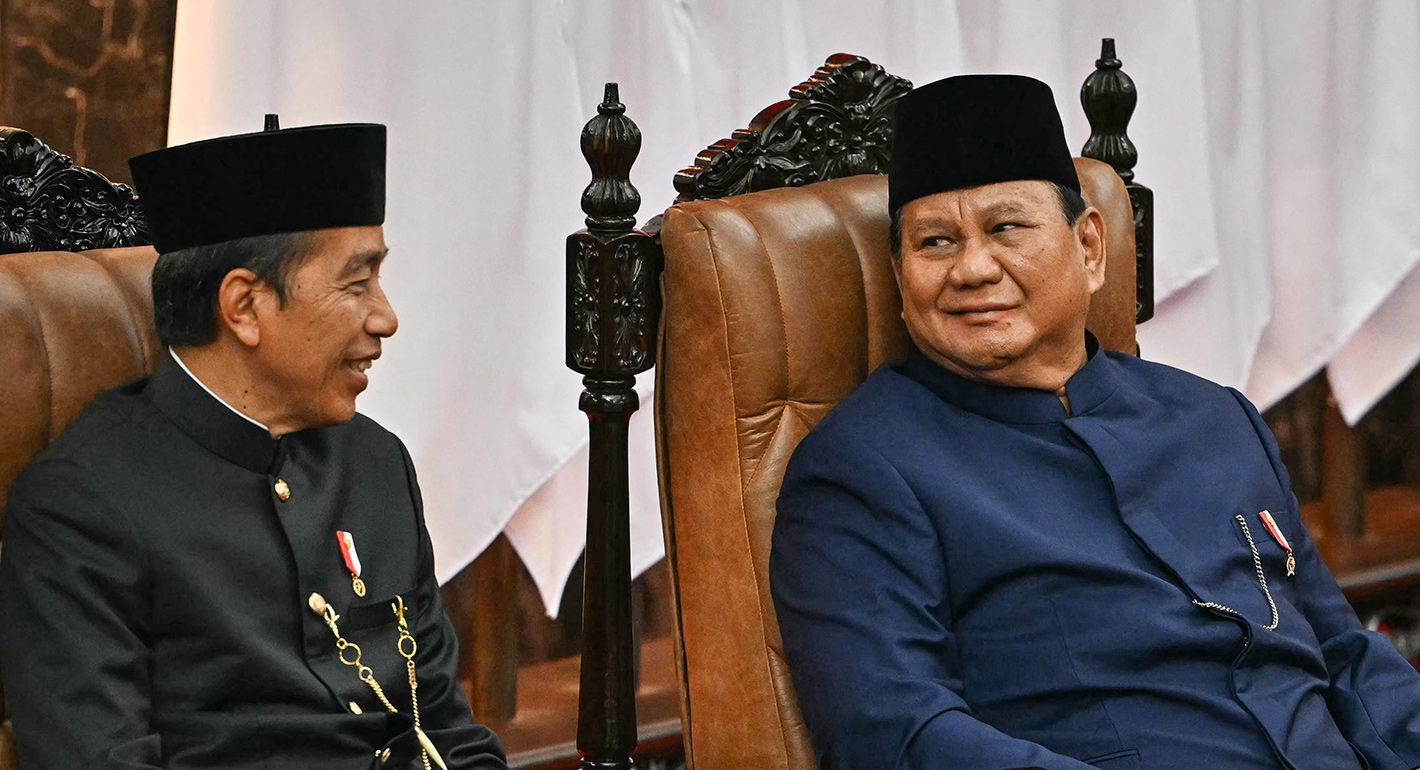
xmin=947 ymin=238 xmax=1004 ymax=288
xmin=367 ymin=286 xmax=399 ymax=338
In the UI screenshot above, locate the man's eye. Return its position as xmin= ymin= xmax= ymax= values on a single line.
xmin=992 ymin=222 xmax=1022 ymax=234
xmin=919 ymin=236 xmax=954 ymax=249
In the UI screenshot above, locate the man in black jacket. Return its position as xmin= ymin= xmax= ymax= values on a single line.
xmin=0 ymin=120 xmax=507 ymax=769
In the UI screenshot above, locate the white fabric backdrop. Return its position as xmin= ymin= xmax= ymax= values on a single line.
xmin=168 ymin=0 xmax=1420 ymax=616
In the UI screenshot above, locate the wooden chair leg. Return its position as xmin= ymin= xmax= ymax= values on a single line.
xmin=442 ymin=533 xmax=519 ymax=723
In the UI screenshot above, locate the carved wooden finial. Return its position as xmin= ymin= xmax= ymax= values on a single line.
xmin=1099 ymin=37 xmax=1118 ymax=65
xmin=264 ymin=113 xmax=280 ymax=132
xmin=1080 ymin=37 xmax=1138 ymax=182
xmin=1080 ymin=38 xmax=1154 ymax=324
xmin=579 ymin=82 xmax=642 ymax=231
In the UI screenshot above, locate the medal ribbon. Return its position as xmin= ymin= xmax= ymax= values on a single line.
xmin=1257 ymin=510 xmax=1292 ymax=554
xmin=1257 ymin=510 xmax=1296 ymax=577
xmin=337 ymin=531 xmax=367 ymax=597
xmin=337 ymin=531 xmax=363 ymax=577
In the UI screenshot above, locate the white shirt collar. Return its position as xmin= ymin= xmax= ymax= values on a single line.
xmin=167 ymin=347 xmax=271 ymax=432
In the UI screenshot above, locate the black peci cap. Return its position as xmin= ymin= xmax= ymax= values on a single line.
xmin=129 ymin=121 xmax=386 ymax=253
xmin=888 ymin=75 xmax=1078 ymax=215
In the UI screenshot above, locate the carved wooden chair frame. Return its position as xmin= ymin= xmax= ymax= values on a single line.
xmin=563 ymin=40 xmax=1152 ymax=768
xmin=0 ymin=127 xmax=150 ymax=252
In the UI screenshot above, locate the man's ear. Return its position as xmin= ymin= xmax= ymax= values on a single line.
xmin=1077 ymin=207 xmax=1107 ymax=295
xmin=216 ymin=268 xmax=267 ymax=348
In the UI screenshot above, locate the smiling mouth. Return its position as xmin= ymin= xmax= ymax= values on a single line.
xmin=949 ymin=304 xmax=1017 ymax=316
xmin=346 ymin=359 xmax=374 ymax=374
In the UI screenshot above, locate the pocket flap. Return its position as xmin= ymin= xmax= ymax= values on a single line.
xmin=1085 ymin=749 xmax=1141 ymax=769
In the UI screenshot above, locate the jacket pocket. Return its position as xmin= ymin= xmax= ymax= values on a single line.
xmin=343 ymin=583 xmax=424 ymax=632
xmin=1084 ymin=749 xmax=1141 ymax=769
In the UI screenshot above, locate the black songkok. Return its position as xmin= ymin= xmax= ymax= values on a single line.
xmin=129 ymin=122 xmax=386 ymax=253
xmin=889 ymin=75 xmax=1079 ymax=215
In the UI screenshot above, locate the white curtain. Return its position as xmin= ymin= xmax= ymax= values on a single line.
xmin=169 ymin=0 xmax=1420 ymax=615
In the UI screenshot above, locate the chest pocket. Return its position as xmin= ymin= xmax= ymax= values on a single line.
xmin=342 ymin=582 xmax=431 ymax=633
xmin=1201 ymin=513 xmax=1283 ymax=631
xmin=1086 ymin=749 xmax=1141 ymax=769
xmin=315 ymin=582 xmax=436 ymax=712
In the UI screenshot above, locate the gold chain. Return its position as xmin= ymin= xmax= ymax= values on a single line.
xmin=1191 ymin=514 xmax=1280 ymax=631
xmin=315 ymin=594 xmax=447 ymax=770
xmin=394 ymin=596 xmax=433 ymax=770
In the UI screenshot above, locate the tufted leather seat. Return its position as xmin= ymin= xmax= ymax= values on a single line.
xmin=0 ymin=246 xmax=160 ymax=770
xmin=654 ymin=159 xmax=1137 ymax=769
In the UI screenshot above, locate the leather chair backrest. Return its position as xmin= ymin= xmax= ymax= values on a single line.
xmin=654 ymin=159 xmax=1137 ymax=769
xmin=0 ymin=246 xmax=160 ymax=769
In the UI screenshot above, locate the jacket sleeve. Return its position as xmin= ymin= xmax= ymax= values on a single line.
xmin=1233 ymin=389 xmax=1420 ymax=769
xmin=770 ymin=430 xmax=1098 ymax=770
xmin=0 ymin=459 xmax=163 ymax=769
xmin=397 ymin=442 xmax=508 ymax=770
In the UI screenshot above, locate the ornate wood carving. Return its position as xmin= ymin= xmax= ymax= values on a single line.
xmin=566 ymin=83 xmax=658 ymax=770
xmin=673 ymin=53 xmax=912 ymax=201
xmin=0 ymin=127 xmax=149 ymax=253
xmin=1080 ymin=38 xmax=1155 ymax=324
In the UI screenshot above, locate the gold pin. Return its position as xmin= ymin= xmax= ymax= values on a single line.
xmin=274 ymin=479 xmax=291 ymax=501
xmin=307 ymin=592 xmax=328 ymax=615
xmin=352 ymin=576 xmax=367 ymax=597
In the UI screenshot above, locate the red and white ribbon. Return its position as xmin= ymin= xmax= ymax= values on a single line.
xmin=336 ymin=530 xmax=363 ymax=578
xmin=1257 ymin=510 xmax=1293 ymax=554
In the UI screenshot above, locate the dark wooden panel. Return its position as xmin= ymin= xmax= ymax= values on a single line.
xmin=490 ymin=635 xmax=684 ymax=770
xmin=1264 ymin=366 xmax=1420 ymax=509
xmin=0 ymin=0 xmax=176 ymax=184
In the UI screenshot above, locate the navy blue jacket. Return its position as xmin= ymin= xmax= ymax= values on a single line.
xmin=771 ymin=337 xmax=1420 ymax=770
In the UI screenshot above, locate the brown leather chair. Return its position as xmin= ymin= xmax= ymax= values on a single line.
xmin=0 ymin=245 xmax=161 ymax=770
xmin=653 ymin=159 xmax=1138 ymax=769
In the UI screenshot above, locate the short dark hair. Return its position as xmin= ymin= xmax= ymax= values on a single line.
xmin=151 ymin=231 xmax=316 ymax=347
xmin=889 ymin=180 xmax=1087 ymax=258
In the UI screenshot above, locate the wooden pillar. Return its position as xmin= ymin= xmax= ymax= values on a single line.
xmin=1321 ymin=393 xmax=1368 ymax=541
xmin=566 ymin=83 xmax=660 ymax=770
xmin=441 ymin=534 xmax=519 ymax=723
xmin=1081 ymin=37 xmax=1155 ymax=325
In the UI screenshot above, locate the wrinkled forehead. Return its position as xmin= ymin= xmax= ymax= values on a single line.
xmin=901 ymin=178 xmax=1059 ymax=227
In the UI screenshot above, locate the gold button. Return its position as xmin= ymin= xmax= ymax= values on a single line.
xmin=379 ymin=747 xmax=392 ymax=763
xmin=348 ymin=700 xmax=363 ymax=715
xmin=307 ymin=592 xmax=327 ymax=615
xmin=274 ymin=479 xmax=291 ymax=501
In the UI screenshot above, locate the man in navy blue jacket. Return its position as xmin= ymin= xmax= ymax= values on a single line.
xmin=770 ymin=74 xmax=1420 ymax=769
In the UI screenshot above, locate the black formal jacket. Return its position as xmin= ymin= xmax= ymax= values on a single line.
xmin=0 ymin=355 xmax=507 ymax=769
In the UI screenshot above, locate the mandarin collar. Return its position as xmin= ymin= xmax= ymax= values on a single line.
xmin=146 ymin=353 xmax=285 ymax=474
xmin=900 ymin=332 xmax=1119 ymax=425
